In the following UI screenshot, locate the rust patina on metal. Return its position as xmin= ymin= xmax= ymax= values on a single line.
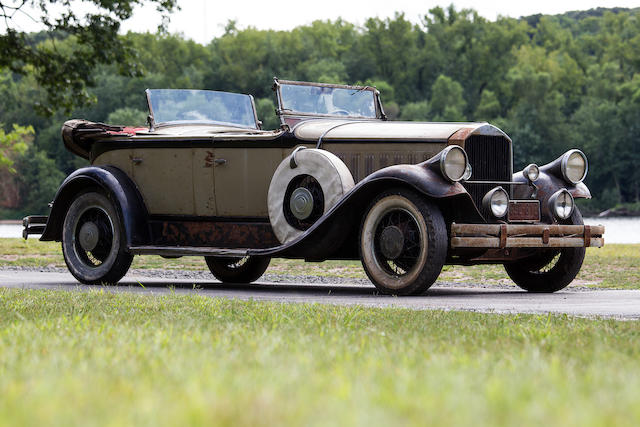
xmin=149 ymin=219 xmax=279 ymax=249
xmin=450 ymin=223 xmax=604 ymax=249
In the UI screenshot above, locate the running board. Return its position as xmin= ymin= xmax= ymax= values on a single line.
xmin=129 ymin=246 xmax=250 ymax=257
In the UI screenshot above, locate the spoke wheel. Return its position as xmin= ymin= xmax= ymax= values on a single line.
xmin=360 ymin=188 xmax=447 ymax=295
xmin=205 ymin=256 xmax=270 ymax=283
xmin=504 ymin=208 xmax=586 ymax=293
xmin=62 ymin=192 xmax=132 ymax=285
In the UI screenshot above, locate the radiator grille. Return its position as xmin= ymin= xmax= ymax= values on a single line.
xmin=463 ymin=135 xmax=512 ymax=221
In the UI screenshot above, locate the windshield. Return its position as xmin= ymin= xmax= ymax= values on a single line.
xmin=146 ymin=89 xmax=258 ymax=129
xmin=278 ymin=83 xmax=377 ymax=118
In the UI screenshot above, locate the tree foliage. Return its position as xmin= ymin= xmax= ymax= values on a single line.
xmin=0 ymin=123 xmax=32 ymax=172
xmin=1 ymin=5 xmax=640 ymax=216
xmin=0 ymin=0 xmax=177 ymax=113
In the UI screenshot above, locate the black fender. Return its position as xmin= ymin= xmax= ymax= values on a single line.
xmin=513 ymin=170 xmax=591 ymax=222
xmin=251 ymin=160 xmax=480 ymax=259
xmin=40 ymin=166 xmax=149 ymax=246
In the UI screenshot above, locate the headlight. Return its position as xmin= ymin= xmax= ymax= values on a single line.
xmin=482 ymin=187 xmax=509 ymax=218
xmin=548 ymin=189 xmax=574 ymax=220
xmin=523 ymin=164 xmax=539 ymax=182
xmin=440 ymin=145 xmax=468 ymax=182
xmin=561 ymin=149 xmax=588 ymax=184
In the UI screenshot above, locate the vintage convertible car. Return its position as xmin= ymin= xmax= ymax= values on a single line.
xmin=23 ymin=79 xmax=604 ymax=295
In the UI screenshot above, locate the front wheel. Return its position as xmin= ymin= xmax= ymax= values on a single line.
xmin=205 ymin=256 xmax=270 ymax=283
xmin=359 ymin=188 xmax=447 ymax=295
xmin=62 ymin=191 xmax=133 ymax=285
xmin=504 ymin=209 xmax=586 ymax=293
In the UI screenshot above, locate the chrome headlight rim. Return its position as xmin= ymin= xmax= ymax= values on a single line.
xmin=523 ymin=163 xmax=540 ymax=182
xmin=482 ymin=186 xmax=509 ymax=219
xmin=548 ymin=189 xmax=575 ymax=220
xmin=561 ymin=149 xmax=588 ymax=185
xmin=439 ymin=145 xmax=469 ymax=183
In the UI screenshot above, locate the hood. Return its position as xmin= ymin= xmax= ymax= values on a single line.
xmin=292 ymin=119 xmax=510 ymax=143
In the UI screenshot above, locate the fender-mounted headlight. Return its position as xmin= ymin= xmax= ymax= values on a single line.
xmin=561 ymin=149 xmax=588 ymax=184
xmin=440 ymin=145 xmax=469 ymax=182
xmin=482 ymin=187 xmax=509 ymax=218
xmin=548 ymin=189 xmax=574 ymax=220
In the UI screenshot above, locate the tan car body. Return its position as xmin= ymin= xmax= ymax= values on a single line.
xmin=22 ymin=81 xmax=603 ymax=294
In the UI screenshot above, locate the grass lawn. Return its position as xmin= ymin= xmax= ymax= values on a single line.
xmin=0 ymin=289 xmax=639 ymax=426
xmin=1 ymin=238 xmax=638 ymax=289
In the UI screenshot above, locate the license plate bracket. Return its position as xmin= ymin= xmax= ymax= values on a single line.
xmin=508 ymin=200 xmax=540 ymax=222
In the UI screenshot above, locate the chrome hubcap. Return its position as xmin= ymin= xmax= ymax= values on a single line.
xmin=78 ymin=221 xmax=100 ymax=251
xmin=289 ymin=187 xmax=314 ymax=220
xmin=379 ymin=225 xmax=405 ymax=259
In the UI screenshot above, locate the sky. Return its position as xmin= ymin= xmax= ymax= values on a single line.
xmin=3 ymin=0 xmax=640 ymax=44
xmin=118 ymin=0 xmax=640 ymax=44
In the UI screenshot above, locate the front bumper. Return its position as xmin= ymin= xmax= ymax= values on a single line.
xmin=450 ymin=223 xmax=604 ymax=248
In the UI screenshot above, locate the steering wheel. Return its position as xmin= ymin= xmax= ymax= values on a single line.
xmin=329 ymin=109 xmax=350 ymax=116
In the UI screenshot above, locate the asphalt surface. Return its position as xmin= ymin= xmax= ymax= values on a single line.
xmin=1 ymin=269 xmax=639 ymax=319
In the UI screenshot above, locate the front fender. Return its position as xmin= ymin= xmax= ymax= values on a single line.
xmin=41 ymin=166 xmax=149 ymax=246
xmin=513 ymin=170 xmax=591 ymax=221
xmin=252 ymin=161 xmax=480 ymax=259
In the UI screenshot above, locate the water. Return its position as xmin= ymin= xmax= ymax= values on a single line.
xmin=0 ymin=218 xmax=638 ymax=243
xmin=0 ymin=223 xmax=27 ymax=239
xmin=582 ymin=217 xmax=640 ymax=244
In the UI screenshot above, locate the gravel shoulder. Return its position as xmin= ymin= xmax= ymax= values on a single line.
xmin=0 ymin=265 xmax=595 ymax=292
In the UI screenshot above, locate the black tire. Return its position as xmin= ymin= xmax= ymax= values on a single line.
xmin=62 ymin=191 xmax=133 ymax=285
xmin=359 ymin=188 xmax=447 ymax=295
xmin=504 ymin=208 xmax=586 ymax=293
xmin=205 ymin=256 xmax=270 ymax=283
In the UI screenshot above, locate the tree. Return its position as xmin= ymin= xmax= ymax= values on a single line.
xmin=429 ymin=75 xmax=466 ymax=121
xmin=0 ymin=0 xmax=178 ymax=114
xmin=400 ymin=101 xmax=430 ymax=121
xmin=0 ymin=124 xmax=31 ymax=172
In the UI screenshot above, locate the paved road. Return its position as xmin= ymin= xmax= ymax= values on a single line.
xmin=1 ymin=270 xmax=639 ymax=319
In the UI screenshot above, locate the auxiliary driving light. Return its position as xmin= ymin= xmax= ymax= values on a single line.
xmin=482 ymin=187 xmax=509 ymax=218
xmin=548 ymin=189 xmax=574 ymax=220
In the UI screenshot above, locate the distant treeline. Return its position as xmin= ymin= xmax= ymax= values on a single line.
xmin=1 ymin=6 xmax=639 ymax=217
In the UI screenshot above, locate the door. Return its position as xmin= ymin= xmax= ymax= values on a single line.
xmin=213 ymin=147 xmax=286 ymax=217
xmin=131 ymin=147 xmax=195 ymax=215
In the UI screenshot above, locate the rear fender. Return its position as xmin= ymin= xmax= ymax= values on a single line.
xmin=40 ymin=166 xmax=149 ymax=246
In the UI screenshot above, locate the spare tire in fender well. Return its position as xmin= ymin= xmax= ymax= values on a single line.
xmin=252 ymin=162 xmax=483 ymax=259
xmin=40 ymin=166 xmax=149 ymax=246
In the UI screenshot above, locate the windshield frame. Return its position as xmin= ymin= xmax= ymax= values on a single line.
xmin=273 ymin=79 xmax=386 ymax=125
xmin=145 ymin=89 xmax=261 ymax=130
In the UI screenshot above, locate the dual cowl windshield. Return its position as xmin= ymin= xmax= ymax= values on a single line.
xmin=146 ymin=89 xmax=259 ymax=129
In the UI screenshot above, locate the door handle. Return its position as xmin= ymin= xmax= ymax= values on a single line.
xmin=214 ymin=158 xmax=227 ymax=166
xmin=131 ymin=157 xmax=143 ymax=165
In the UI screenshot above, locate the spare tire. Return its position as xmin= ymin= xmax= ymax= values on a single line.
xmin=268 ymin=147 xmax=354 ymax=244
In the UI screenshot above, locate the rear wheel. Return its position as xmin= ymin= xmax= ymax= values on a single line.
xmin=504 ymin=209 xmax=586 ymax=292
xmin=62 ymin=192 xmax=133 ymax=285
xmin=205 ymin=256 xmax=270 ymax=283
xmin=359 ymin=188 xmax=447 ymax=295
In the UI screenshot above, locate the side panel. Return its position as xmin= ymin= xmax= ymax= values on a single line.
xmin=192 ymin=148 xmax=217 ymax=216
xmin=131 ymin=148 xmax=195 ymax=215
xmin=213 ymin=147 xmax=286 ymax=216
xmin=323 ymin=142 xmax=447 ymax=182
xmin=94 ymin=149 xmax=133 ymax=177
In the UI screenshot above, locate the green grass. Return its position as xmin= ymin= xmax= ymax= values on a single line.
xmin=1 ymin=238 xmax=637 ymax=289
xmin=0 ymin=289 xmax=639 ymax=426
